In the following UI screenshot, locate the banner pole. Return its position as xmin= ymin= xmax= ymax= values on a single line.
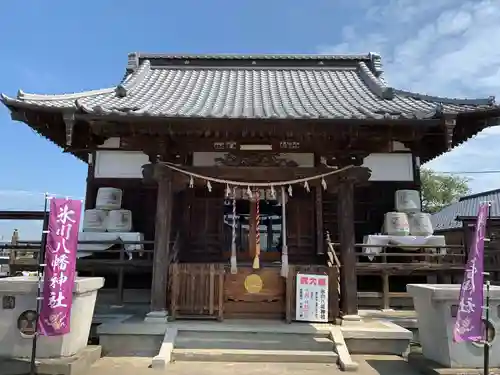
xmin=484 ymin=272 xmax=490 ymax=375
xmin=30 ymin=193 xmax=50 ymax=375
xmin=483 ymin=202 xmax=492 ymax=375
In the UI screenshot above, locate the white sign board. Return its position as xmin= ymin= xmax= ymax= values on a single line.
xmin=295 ymin=273 xmax=329 ymax=322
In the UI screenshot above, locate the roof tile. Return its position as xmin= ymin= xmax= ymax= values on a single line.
xmin=1 ymin=53 xmax=497 ymax=120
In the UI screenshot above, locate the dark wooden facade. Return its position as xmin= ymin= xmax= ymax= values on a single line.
xmin=3 ymin=52 xmax=500 ymax=319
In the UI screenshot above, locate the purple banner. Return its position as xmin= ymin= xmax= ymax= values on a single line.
xmin=453 ymin=202 xmax=489 ymax=342
xmin=38 ymin=198 xmax=82 ymax=336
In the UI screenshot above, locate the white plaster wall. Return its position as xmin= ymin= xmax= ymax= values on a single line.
xmin=93 ymin=149 xmax=414 ymax=182
xmin=94 ymin=151 xmax=149 ymax=179
xmin=363 ymin=153 xmax=413 ymax=181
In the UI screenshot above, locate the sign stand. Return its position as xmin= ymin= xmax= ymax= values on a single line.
xmin=30 ymin=194 xmax=49 ymax=375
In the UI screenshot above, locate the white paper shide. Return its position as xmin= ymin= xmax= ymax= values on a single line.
xmin=295 ymin=273 xmax=328 ymax=322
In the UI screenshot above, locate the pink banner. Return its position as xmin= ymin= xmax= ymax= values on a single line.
xmin=38 ymin=198 xmax=82 ymax=336
xmin=453 ymin=202 xmax=489 ymax=342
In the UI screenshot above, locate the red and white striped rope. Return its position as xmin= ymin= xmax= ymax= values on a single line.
xmin=255 ymin=190 xmax=260 ymax=247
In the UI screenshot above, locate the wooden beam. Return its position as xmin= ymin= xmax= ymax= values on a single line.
xmin=0 ymin=211 xmax=46 ymax=221
xmin=338 ymin=179 xmax=358 ymax=316
xmin=150 ymin=166 xmax=173 ymax=312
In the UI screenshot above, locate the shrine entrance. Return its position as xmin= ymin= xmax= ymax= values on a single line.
xmin=223 ymin=189 xmax=286 ymax=319
xmin=222 ymin=193 xmax=282 ymax=263
xmin=166 ymin=163 xmax=360 ymax=321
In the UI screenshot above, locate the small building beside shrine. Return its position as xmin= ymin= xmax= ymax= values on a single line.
xmin=432 ymin=189 xmax=500 ymax=281
xmin=2 ymin=52 xmax=500 ymax=321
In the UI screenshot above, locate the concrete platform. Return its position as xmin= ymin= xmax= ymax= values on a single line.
xmin=0 ymin=345 xmax=101 ymax=375
xmin=97 ymin=317 xmax=412 ymax=370
xmin=341 ymin=318 xmax=413 ymax=355
xmin=359 ymin=310 xmax=418 ymax=330
xmin=359 ymin=309 xmax=419 ymax=343
xmin=97 ymin=323 xmax=164 ymax=357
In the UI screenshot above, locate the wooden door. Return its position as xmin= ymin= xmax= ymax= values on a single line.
xmin=184 ymin=189 xmax=225 ymax=262
xmin=286 ymin=191 xmax=315 ymax=263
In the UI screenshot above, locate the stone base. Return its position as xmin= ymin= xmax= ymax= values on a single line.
xmin=97 ymin=323 xmax=165 ymax=357
xmin=342 ymin=319 xmax=412 ymax=355
xmin=0 ymin=277 xmax=104 ymax=358
xmin=408 ymin=352 xmax=499 ymax=375
xmin=342 ymin=315 xmax=362 ymax=322
xmin=0 ymin=345 xmax=101 ymax=375
xmin=144 ymin=310 xmax=169 ymax=324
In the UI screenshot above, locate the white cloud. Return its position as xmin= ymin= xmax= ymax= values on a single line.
xmin=319 ymin=0 xmax=500 ymax=193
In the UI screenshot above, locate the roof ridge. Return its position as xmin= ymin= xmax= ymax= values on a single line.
xmin=130 ymin=52 xmax=374 ymax=60
xmin=1 ymin=59 xmax=153 ymax=104
xmin=13 ymin=87 xmax=116 ymax=102
xmin=459 ymin=188 xmax=500 ymax=201
xmin=394 ymin=89 xmax=495 ymax=107
xmin=357 ymin=61 xmax=394 ymax=99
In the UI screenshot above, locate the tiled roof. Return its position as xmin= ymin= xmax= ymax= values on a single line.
xmin=1 ymin=52 xmax=497 ymax=120
xmin=432 ymin=189 xmax=500 ymax=231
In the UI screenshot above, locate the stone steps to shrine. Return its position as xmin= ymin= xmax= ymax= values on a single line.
xmin=172 ymin=331 xmax=339 ymax=363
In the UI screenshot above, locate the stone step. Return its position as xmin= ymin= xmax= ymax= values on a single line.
xmin=175 ymin=331 xmax=334 ymax=352
xmin=172 ymin=348 xmax=339 ymax=363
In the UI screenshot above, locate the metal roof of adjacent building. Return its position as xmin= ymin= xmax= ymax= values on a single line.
xmin=432 ymin=189 xmax=500 ymax=232
xmin=1 ymin=52 xmax=498 ymax=120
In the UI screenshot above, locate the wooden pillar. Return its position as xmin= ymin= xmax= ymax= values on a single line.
xmin=84 ymin=152 xmax=96 ymax=210
xmin=150 ymin=165 xmax=173 ymax=313
xmin=338 ymin=179 xmax=358 ymax=316
xmin=315 ymin=187 xmax=324 ymax=255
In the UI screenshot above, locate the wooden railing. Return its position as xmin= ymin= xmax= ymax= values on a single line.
xmin=169 ymin=263 xmax=224 ymax=320
xmin=325 ymin=231 xmax=341 ymax=299
xmin=327 ymin=241 xmax=500 ymax=310
xmin=168 ymin=232 xmax=181 ymax=264
xmin=3 ymin=238 xmax=156 ymax=305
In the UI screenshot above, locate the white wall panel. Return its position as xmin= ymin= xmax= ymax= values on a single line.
xmin=94 ymin=151 xmax=149 ymax=179
xmin=363 ymin=153 xmax=413 ymax=181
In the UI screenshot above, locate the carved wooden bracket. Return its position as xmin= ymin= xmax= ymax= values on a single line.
xmin=156 ymin=136 xmax=171 ymax=162
xmin=63 ymin=112 xmax=76 ymax=146
xmin=214 ymin=152 xmax=299 ymax=167
xmin=320 ymin=153 xmax=367 ymax=169
xmin=141 ymin=163 xmax=155 ymax=184
xmin=444 ymin=115 xmax=457 ymax=150
xmin=153 ymin=163 xmax=173 ymax=182
xmin=142 ymin=163 xmax=187 ymax=192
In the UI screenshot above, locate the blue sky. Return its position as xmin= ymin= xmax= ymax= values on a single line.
xmin=0 ymin=0 xmax=499 ymax=239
